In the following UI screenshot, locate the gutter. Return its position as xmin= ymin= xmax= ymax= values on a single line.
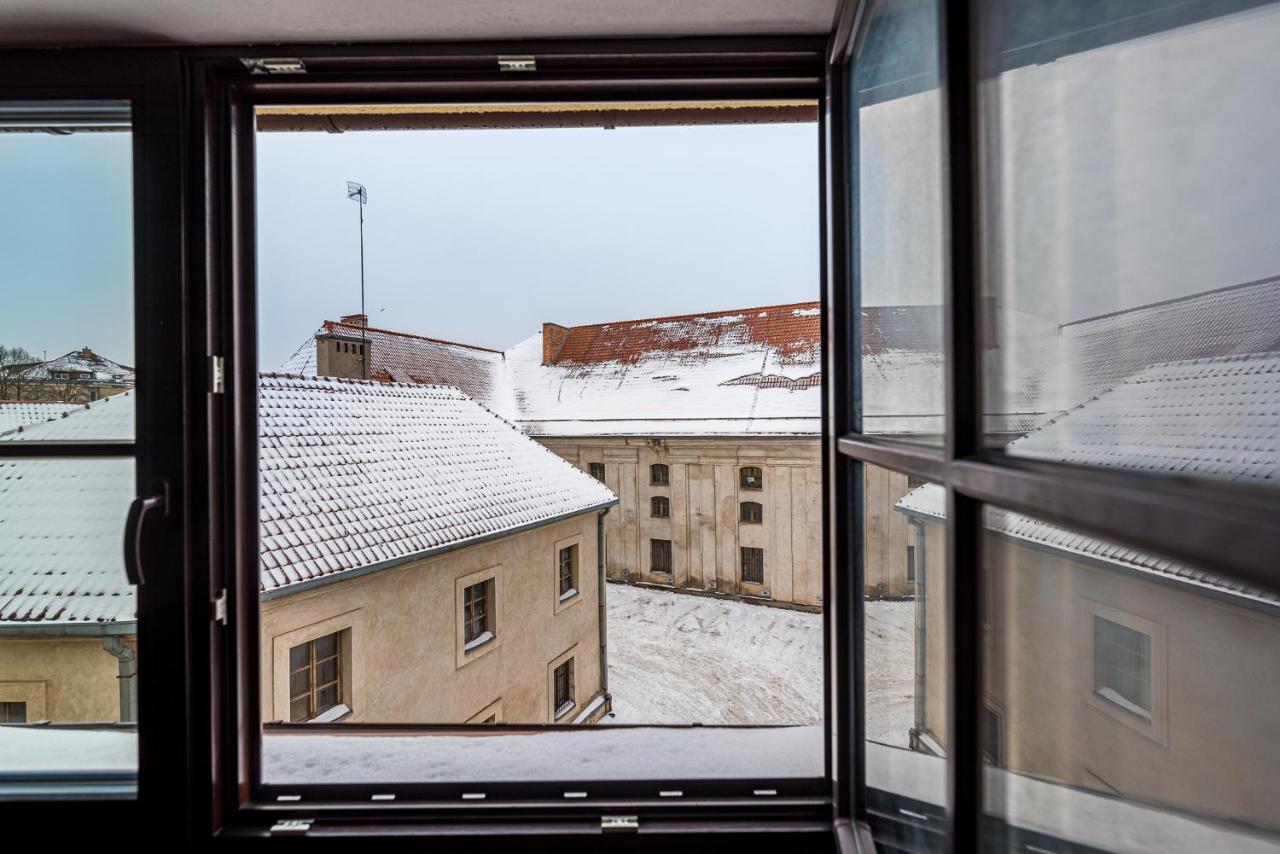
xmin=101 ymin=636 xmax=137 ymax=722
xmin=0 ymin=620 xmax=136 ymax=637
xmin=262 ymin=499 xmax=618 ymax=601
xmin=597 ymin=507 xmax=610 ymax=699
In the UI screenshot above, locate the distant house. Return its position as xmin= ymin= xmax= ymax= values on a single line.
xmin=0 ymin=375 xmax=616 ymax=726
xmin=0 ymin=347 xmax=134 ymax=403
xmin=897 ymin=350 xmax=1280 ymax=834
xmin=291 ymin=303 xmax=951 ymax=606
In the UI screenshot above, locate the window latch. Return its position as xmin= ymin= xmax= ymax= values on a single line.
xmin=269 ymin=818 xmax=312 ymax=835
xmin=601 ymin=815 xmax=639 ymax=832
xmin=210 ymin=355 xmax=225 ymax=394
xmin=212 ymin=589 xmax=227 ymax=626
xmin=242 ymin=58 xmax=307 ymax=75
xmin=498 ymin=55 xmax=536 ymax=72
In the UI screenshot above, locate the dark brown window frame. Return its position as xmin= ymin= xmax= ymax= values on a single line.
xmin=650 ymin=463 xmax=670 ymax=485
xmin=739 ymin=466 xmax=763 ymax=490
xmin=288 ymin=632 xmax=344 ymax=722
xmin=651 ymin=495 xmax=671 ymax=518
xmin=740 ymin=546 xmax=765 ymax=585
xmin=463 ymin=579 xmax=493 ymax=645
xmin=553 ymin=657 xmax=576 ymax=720
xmin=650 ymin=537 xmax=674 ymax=574
xmin=588 ymin=461 xmax=605 ymax=482
xmin=740 ymin=500 xmax=763 ymax=524
xmin=558 ymin=544 xmax=578 ymax=597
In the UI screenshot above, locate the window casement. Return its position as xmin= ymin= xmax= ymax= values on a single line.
xmin=651 ymin=495 xmax=670 ymax=518
xmin=739 ymin=466 xmax=763 ymax=490
xmin=588 ymin=461 xmax=606 ymax=481
xmin=552 ymin=657 xmax=575 ymax=720
xmin=463 ymin=578 xmax=494 ymax=649
xmin=288 ymin=632 xmax=344 ymax=723
xmin=1093 ymin=615 xmax=1152 ymax=718
xmin=981 ymin=704 xmax=1004 ymax=767
xmin=558 ymin=543 xmax=578 ymax=599
xmin=0 ymin=702 xmax=26 ymax=724
xmin=650 ymin=462 xmax=670 ymax=485
xmin=740 ymin=547 xmax=764 ymax=585
xmin=740 ymin=500 xmax=763 ymax=524
xmin=650 ymin=538 xmax=673 ymax=573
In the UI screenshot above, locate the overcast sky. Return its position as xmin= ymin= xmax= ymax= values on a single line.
xmin=255 ymin=121 xmax=820 ymax=369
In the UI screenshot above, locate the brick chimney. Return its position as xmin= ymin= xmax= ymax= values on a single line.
xmin=340 ymin=313 xmax=368 ymax=327
xmin=542 ymin=322 xmax=570 ymax=366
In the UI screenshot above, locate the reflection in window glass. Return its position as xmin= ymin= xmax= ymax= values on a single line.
xmin=850 ymin=0 xmax=945 ymax=443
xmin=976 ymin=504 xmax=1280 ymax=850
xmin=863 ymin=462 xmax=947 ymax=847
xmin=0 ymin=102 xmax=137 ymax=795
xmin=979 ymin=1 xmax=1280 ymax=473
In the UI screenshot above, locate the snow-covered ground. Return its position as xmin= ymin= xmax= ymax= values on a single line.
xmin=602 ymin=581 xmax=916 ymax=748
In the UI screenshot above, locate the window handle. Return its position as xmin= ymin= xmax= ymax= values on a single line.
xmin=124 ymin=481 xmax=168 ymax=586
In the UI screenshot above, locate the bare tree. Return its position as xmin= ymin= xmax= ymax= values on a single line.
xmin=0 ymin=345 xmax=37 ymax=401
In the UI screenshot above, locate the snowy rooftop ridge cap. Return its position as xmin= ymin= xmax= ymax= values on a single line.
xmin=548 ymin=299 xmax=821 ymax=333
xmin=323 ymin=319 xmax=504 ymax=354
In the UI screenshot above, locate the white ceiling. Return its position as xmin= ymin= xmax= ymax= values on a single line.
xmin=0 ymin=0 xmax=838 ymax=47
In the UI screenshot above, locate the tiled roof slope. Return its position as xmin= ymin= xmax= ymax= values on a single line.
xmin=898 ymin=352 xmax=1280 ymax=606
xmin=0 ymin=401 xmax=80 ymax=436
xmin=0 ymin=393 xmax=132 ymax=443
xmin=1008 ymin=353 xmax=1280 ymax=485
xmin=13 ymin=347 xmax=134 ymax=385
xmin=0 ymin=376 xmax=615 ymax=625
xmin=257 ymin=375 xmax=615 ymax=592
xmin=1060 ymin=276 xmax=1280 ymax=401
xmin=282 ymin=322 xmax=509 ymax=411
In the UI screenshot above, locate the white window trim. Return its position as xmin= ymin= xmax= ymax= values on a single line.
xmin=1082 ymin=600 xmax=1168 ymax=745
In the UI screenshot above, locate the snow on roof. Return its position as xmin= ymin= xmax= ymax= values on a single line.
xmin=0 ymin=393 xmax=133 ymax=443
xmin=257 ymin=374 xmax=614 ymax=592
xmin=0 ymin=376 xmax=615 ymax=626
xmin=12 ymin=347 xmax=134 ymax=385
xmin=0 ymin=401 xmax=80 ymax=436
xmin=1060 ymin=275 xmax=1280 ymax=401
xmin=897 ymin=352 xmax=1280 ymax=606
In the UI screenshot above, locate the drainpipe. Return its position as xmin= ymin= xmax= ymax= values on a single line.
xmin=598 ymin=508 xmax=610 ymax=698
xmin=102 ymin=636 xmax=137 ymax=723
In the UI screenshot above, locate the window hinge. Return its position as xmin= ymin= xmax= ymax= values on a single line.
xmin=498 ymin=55 xmax=536 ymax=72
xmin=212 ymin=589 xmax=227 ymax=626
xmin=242 ymin=57 xmax=307 ymax=75
xmin=269 ymin=818 xmax=312 ymax=836
xmin=210 ymin=355 xmax=225 ymax=394
xmin=601 ymin=815 xmax=639 ymax=833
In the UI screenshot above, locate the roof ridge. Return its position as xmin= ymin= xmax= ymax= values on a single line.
xmin=257 ymin=370 xmax=470 ymax=394
xmin=555 ymin=300 xmax=821 ymax=332
xmin=325 ymin=320 xmax=502 ymax=354
xmin=1059 ymin=274 xmax=1280 ymax=329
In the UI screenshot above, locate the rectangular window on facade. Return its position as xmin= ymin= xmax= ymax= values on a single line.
xmin=906 ymin=544 xmax=916 ymax=583
xmin=740 ymin=466 xmax=763 ymax=490
xmin=588 ymin=462 xmax=605 ymax=481
xmin=553 ymin=658 xmax=575 ymax=720
xmin=289 ymin=632 xmax=343 ymax=723
xmin=982 ymin=705 xmax=1004 ymax=767
xmin=558 ymin=544 xmax=578 ymax=598
xmin=651 ymin=495 xmax=670 ymax=518
xmin=1093 ymin=615 xmax=1152 ymax=717
xmin=650 ymin=463 xmax=670 ymax=485
xmin=463 ymin=579 xmax=494 ymax=648
xmin=650 ymin=538 xmax=672 ymax=573
xmin=741 ymin=547 xmax=764 ymax=585
xmin=740 ymin=500 xmax=763 ymax=524
xmin=0 ymin=702 xmax=27 ymax=724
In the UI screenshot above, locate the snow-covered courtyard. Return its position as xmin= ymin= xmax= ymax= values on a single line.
xmin=603 ymin=581 xmax=916 ymax=747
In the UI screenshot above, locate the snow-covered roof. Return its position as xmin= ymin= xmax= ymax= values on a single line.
xmin=0 ymin=393 xmax=133 ymax=443
xmin=1059 ymin=276 xmax=1280 ymax=402
xmin=257 ymin=374 xmax=614 ymax=592
xmin=282 ymin=321 xmax=509 ymax=412
xmin=0 ymin=401 xmax=80 ymax=435
xmin=0 ymin=376 xmax=615 ymax=627
xmin=897 ymin=351 xmax=1280 ymax=606
xmin=10 ymin=348 xmax=134 ymax=386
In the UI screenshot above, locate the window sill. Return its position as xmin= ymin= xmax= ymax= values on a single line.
xmin=1094 ymin=687 xmax=1151 ymax=720
xmin=309 ymin=703 xmax=352 ymax=724
xmin=558 ymin=588 xmax=578 ymax=603
xmin=553 ymin=701 xmax=575 ymax=721
xmin=464 ymin=631 xmax=495 ymax=653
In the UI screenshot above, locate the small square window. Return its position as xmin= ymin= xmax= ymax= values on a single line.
xmin=741 ymin=547 xmax=764 ymax=585
xmin=650 ymin=463 xmax=670 ymax=485
xmin=288 ymin=632 xmax=344 ymax=723
xmin=740 ymin=466 xmax=763 ymax=490
xmin=553 ymin=658 xmax=575 ymax=720
xmin=651 ymin=495 xmax=670 ymax=518
xmin=740 ymin=501 xmax=763 ymax=524
xmin=1093 ymin=616 xmax=1152 ymax=717
xmin=558 ymin=544 xmax=579 ymax=598
xmin=651 ymin=538 xmax=672 ymax=573
xmin=588 ymin=462 xmax=606 ymax=481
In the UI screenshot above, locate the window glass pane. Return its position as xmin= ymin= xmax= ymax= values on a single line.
xmin=863 ymin=463 xmax=947 ymax=848
xmin=850 ymin=0 xmax=945 ymax=443
xmin=0 ymin=102 xmax=135 ymax=444
xmin=0 ymin=102 xmax=137 ymax=797
xmin=979 ymin=1 xmax=1280 ymax=479
xmin=980 ymin=504 xmax=1279 ymax=850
